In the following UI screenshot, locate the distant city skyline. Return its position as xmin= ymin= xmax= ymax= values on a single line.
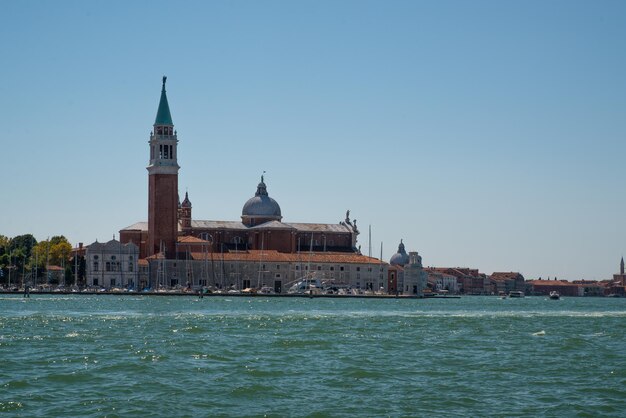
xmin=2 ymin=0 xmax=625 ymax=280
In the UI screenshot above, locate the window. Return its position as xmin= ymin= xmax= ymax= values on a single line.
xmin=275 ymin=274 xmax=281 ymax=278
xmin=111 ymin=256 xmax=116 ymax=260
xmin=276 ymin=265 xmax=280 ymax=270
xmin=356 ymin=267 xmax=361 ymax=272
xmin=93 ymin=279 xmax=98 ymax=286
xmin=111 ymin=279 xmax=116 ymax=287
xmin=105 ymin=262 xmax=111 ymax=272
xmin=340 ymin=266 xmax=344 ymax=271
xmin=330 ymin=266 xmax=334 ymax=271
xmin=295 ymin=266 xmax=300 ymax=270
xmin=93 ymin=262 xmax=99 ymax=272
xmin=94 ymin=255 xmax=99 ymax=260
xmin=317 ymin=266 xmax=321 ymax=271
xmin=128 ymin=263 xmax=133 ymax=272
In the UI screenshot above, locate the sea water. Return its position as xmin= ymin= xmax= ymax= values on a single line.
xmin=1 ymin=295 xmax=625 ymax=417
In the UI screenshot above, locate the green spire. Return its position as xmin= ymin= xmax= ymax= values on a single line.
xmin=154 ymin=76 xmax=173 ymax=125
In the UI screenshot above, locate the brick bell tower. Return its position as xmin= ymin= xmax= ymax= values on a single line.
xmin=147 ymin=76 xmax=179 ymax=258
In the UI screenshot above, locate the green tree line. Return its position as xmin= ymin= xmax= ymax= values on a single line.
xmin=0 ymin=234 xmax=86 ymax=287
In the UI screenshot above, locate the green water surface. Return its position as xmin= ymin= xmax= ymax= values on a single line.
xmin=1 ymin=295 xmax=625 ymax=417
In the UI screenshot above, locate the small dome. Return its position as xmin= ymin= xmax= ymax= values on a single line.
xmin=390 ymin=240 xmax=410 ymax=266
xmin=242 ymin=176 xmax=282 ymax=219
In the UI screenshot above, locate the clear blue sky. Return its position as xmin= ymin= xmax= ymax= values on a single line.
xmin=2 ymin=0 xmax=625 ymax=280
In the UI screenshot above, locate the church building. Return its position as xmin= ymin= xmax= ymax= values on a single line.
xmin=119 ymin=78 xmax=387 ymax=292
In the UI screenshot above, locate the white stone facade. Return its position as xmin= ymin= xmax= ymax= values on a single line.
xmin=403 ymin=252 xmax=428 ymax=296
xmin=86 ymin=239 xmax=139 ymax=289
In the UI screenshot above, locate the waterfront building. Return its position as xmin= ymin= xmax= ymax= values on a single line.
xmin=146 ymin=249 xmax=386 ymax=293
xmin=425 ymin=267 xmax=489 ymax=294
xmin=490 ymin=272 xmax=525 ymax=294
xmin=85 ymin=239 xmax=139 ymax=289
xmin=572 ymin=280 xmax=606 ymax=297
xmin=117 ymin=78 xmax=386 ymax=292
xmin=387 ymin=240 xmax=426 ymax=295
xmin=403 ymin=252 xmax=427 ymax=296
xmin=527 ymin=279 xmax=581 ymax=297
xmin=427 ymin=270 xmax=459 ymax=293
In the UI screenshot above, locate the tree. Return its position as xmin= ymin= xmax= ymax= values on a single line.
xmin=33 ymin=241 xmax=52 ymax=268
xmin=9 ymin=234 xmax=37 ymax=261
xmin=50 ymin=242 xmax=72 ymax=267
xmin=0 ymin=235 xmax=9 ymax=256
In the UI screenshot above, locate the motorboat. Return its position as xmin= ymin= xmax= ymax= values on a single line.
xmin=287 ymin=275 xmax=323 ymax=295
xmin=549 ymin=291 xmax=560 ymax=300
xmin=258 ymin=286 xmax=275 ymax=295
xmin=508 ymin=290 xmax=525 ymax=298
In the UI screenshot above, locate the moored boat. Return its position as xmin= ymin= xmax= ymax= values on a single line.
xmin=549 ymin=291 xmax=560 ymax=300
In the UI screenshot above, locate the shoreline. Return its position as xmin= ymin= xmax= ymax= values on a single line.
xmin=0 ymin=290 xmax=461 ymax=299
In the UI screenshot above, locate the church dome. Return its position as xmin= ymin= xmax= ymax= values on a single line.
xmin=390 ymin=240 xmax=410 ymax=266
xmin=242 ymin=176 xmax=282 ymax=219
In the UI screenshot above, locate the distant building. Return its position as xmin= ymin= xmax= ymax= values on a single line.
xmin=388 ymin=240 xmax=427 ymax=295
xmin=86 ymin=239 xmax=139 ymax=289
xmin=490 ymin=272 xmax=525 ymax=294
xmin=527 ymin=280 xmax=581 ymax=297
xmin=426 ymin=267 xmax=489 ymax=295
xmin=572 ymin=280 xmax=606 ymax=297
xmin=146 ymin=249 xmax=386 ymax=293
xmin=427 ymin=271 xmax=459 ymax=293
xmin=403 ymin=252 xmax=427 ymax=296
xmin=612 ymin=257 xmax=626 ymax=285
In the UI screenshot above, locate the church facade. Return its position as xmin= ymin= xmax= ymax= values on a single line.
xmin=119 ymin=78 xmax=388 ymax=292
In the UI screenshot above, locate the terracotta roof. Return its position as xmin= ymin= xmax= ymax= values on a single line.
xmin=178 ymin=236 xmax=210 ymax=244
xmin=528 ymin=280 xmax=579 ymax=287
xmin=491 ymin=272 xmax=523 ymax=281
xmin=188 ymin=250 xmax=385 ymax=265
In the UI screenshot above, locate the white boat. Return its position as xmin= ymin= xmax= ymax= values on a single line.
xmin=508 ymin=290 xmax=525 ymax=298
xmin=549 ymin=291 xmax=560 ymax=300
xmin=287 ymin=275 xmax=323 ymax=295
xmin=258 ymin=286 xmax=275 ymax=294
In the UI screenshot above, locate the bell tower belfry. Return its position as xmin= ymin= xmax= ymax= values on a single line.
xmin=147 ymin=76 xmax=179 ymax=258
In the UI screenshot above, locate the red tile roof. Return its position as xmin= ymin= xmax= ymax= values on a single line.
xmin=189 ymin=250 xmax=384 ymax=265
